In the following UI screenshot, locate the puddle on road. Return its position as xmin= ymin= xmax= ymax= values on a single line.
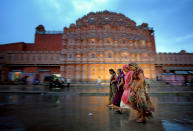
xmin=162 ymin=120 xmax=193 ymax=131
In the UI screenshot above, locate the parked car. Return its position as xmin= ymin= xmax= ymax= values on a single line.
xmin=44 ymin=76 xmax=54 ymax=86
xmin=44 ymin=75 xmax=64 ymax=88
xmin=32 ymin=78 xmax=39 ymax=85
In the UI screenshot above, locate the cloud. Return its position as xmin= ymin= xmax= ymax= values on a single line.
xmin=72 ymin=0 xmax=109 ymax=12
xmin=175 ymin=34 xmax=193 ymax=42
xmin=34 ymin=0 xmax=118 ymax=28
xmin=156 ymin=33 xmax=193 ymax=52
xmin=1 ymin=0 xmax=193 ymax=52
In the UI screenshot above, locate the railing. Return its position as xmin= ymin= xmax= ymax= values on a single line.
xmin=36 ymin=31 xmax=63 ymax=34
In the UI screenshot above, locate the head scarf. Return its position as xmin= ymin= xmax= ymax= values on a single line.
xmin=117 ymin=68 xmax=124 ymax=84
xmin=129 ymin=63 xmax=144 ymax=80
xmin=117 ymin=68 xmax=124 ymax=75
xmin=109 ymin=69 xmax=115 ymax=74
xmin=109 ymin=69 xmax=116 ymax=82
xmin=122 ymin=64 xmax=129 ymax=70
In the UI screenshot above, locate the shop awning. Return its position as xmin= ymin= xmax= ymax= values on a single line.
xmin=188 ymin=71 xmax=193 ymax=74
xmin=162 ymin=73 xmax=174 ymax=75
xmin=175 ymin=71 xmax=189 ymax=75
xmin=38 ymin=70 xmax=50 ymax=72
xmin=163 ymin=67 xmax=193 ymax=71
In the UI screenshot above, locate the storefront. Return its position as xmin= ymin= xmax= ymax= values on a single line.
xmin=162 ymin=71 xmax=193 ymax=86
xmin=8 ymin=71 xmax=23 ymax=81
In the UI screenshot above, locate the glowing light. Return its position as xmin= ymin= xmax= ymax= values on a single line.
xmin=53 ymin=74 xmax=61 ymax=77
xmin=122 ymin=53 xmax=128 ymax=56
xmin=76 ymin=55 xmax=81 ymax=57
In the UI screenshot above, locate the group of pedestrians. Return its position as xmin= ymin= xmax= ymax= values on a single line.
xmin=107 ymin=63 xmax=154 ymax=123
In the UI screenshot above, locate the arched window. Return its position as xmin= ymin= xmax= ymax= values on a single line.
xmin=123 ymin=40 xmax=126 ymax=44
xmin=91 ymin=53 xmax=96 ymax=58
xmin=27 ymin=55 xmax=30 ymax=61
xmin=38 ymin=55 xmax=41 ymax=60
xmin=50 ymin=55 xmax=53 ymax=60
xmin=15 ymin=55 xmax=18 ymax=60
xmin=44 ymin=55 xmax=47 ymax=60
xmin=91 ymin=39 xmax=95 ymax=44
xmin=108 ymin=52 xmax=112 ymax=58
xmin=107 ymin=39 xmax=110 ymax=44
xmin=32 ymin=55 xmax=36 ymax=61
xmin=8 ymin=55 xmax=11 ymax=60
xmin=20 ymin=55 xmax=23 ymax=60
xmin=56 ymin=55 xmax=60 ymax=60
xmin=68 ymin=54 xmax=72 ymax=59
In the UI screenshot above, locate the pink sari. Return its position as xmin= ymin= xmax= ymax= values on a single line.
xmin=121 ymin=71 xmax=133 ymax=105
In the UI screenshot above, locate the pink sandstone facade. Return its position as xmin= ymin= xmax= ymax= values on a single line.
xmin=0 ymin=11 xmax=193 ymax=85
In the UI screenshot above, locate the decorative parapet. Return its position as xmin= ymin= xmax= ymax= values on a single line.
xmin=75 ymin=10 xmax=136 ymax=27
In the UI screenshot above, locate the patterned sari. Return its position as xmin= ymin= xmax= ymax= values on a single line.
xmin=109 ymin=73 xmax=117 ymax=104
xmin=129 ymin=68 xmax=154 ymax=118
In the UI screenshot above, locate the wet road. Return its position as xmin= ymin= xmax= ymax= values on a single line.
xmin=0 ymin=89 xmax=193 ymax=131
xmin=0 ymin=84 xmax=193 ymax=93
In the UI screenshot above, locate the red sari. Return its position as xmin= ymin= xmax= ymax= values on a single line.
xmin=121 ymin=70 xmax=133 ymax=106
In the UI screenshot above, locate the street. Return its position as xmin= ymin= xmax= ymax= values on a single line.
xmin=0 ymin=85 xmax=193 ymax=131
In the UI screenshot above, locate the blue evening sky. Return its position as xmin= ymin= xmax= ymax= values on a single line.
xmin=0 ymin=0 xmax=193 ymax=53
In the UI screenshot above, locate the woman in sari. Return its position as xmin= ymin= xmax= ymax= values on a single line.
xmin=113 ymin=65 xmax=133 ymax=113
xmin=128 ymin=63 xmax=154 ymax=123
xmin=119 ymin=64 xmax=133 ymax=111
xmin=112 ymin=69 xmax=124 ymax=108
xmin=107 ymin=69 xmax=117 ymax=107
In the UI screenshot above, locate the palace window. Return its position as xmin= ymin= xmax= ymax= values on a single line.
xmin=20 ymin=55 xmax=23 ymax=60
xmin=8 ymin=55 xmax=11 ymax=60
xmin=56 ymin=55 xmax=59 ymax=61
xmin=26 ymin=55 xmax=30 ymax=61
xmin=90 ymin=17 xmax=95 ymax=20
xmin=91 ymin=53 xmax=96 ymax=58
xmin=122 ymin=52 xmax=128 ymax=58
xmin=68 ymin=54 xmax=73 ymax=59
xmin=141 ymin=40 xmax=145 ymax=47
xmin=38 ymin=55 xmax=42 ymax=60
xmin=90 ymin=39 xmax=95 ymax=44
xmin=69 ymin=40 xmax=74 ymax=45
xmin=129 ymin=43 xmax=133 ymax=47
xmin=104 ymin=25 xmax=110 ymax=31
xmin=76 ymin=54 xmax=81 ymax=58
xmin=89 ymin=25 xmax=95 ymax=30
xmin=44 ymin=55 xmax=47 ymax=60
xmin=15 ymin=55 xmax=18 ymax=60
xmin=108 ymin=52 xmax=112 ymax=58
xmin=124 ymin=40 xmax=126 ymax=44
xmin=105 ymin=17 xmax=109 ymax=20
xmin=50 ymin=56 xmax=53 ymax=61
xmin=32 ymin=55 xmax=36 ymax=61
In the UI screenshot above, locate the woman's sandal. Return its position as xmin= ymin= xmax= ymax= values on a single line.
xmin=134 ymin=113 xmax=142 ymax=120
xmin=115 ymin=108 xmax=123 ymax=114
xmin=136 ymin=117 xmax=146 ymax=123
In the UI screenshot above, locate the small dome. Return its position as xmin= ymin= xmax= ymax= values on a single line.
xmin=179 ymin=50 xmax=186 ymax=54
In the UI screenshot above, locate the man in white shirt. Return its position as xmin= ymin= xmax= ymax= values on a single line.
xmin=97 ymin=77 xmax=101 ymax=87
xmin=66 ymin=78 xmax=71 ymax=88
